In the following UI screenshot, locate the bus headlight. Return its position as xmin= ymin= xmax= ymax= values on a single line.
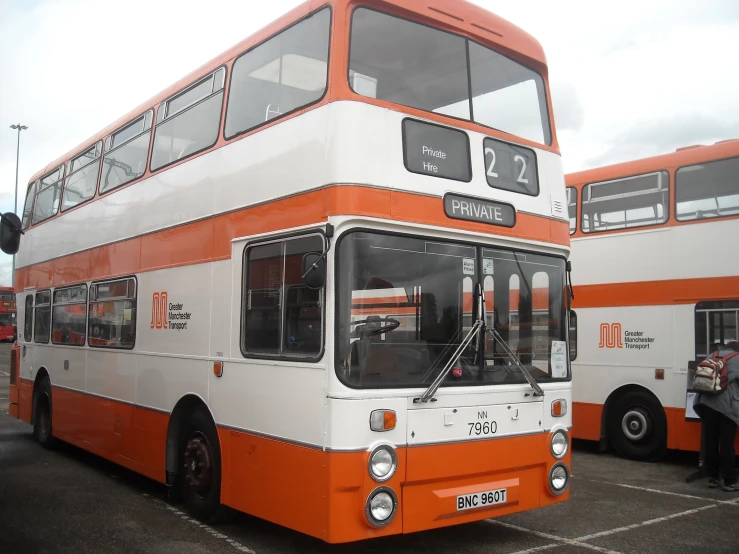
xmin=365 ymin=487 xmax=397 ymax=527
xmin=548 ymin=463 xmax=569 ymax=495
xmin=550 ymin=430 xmax=568 ymax=459
xmin=369 ymin=445 xmax=397 ymax=482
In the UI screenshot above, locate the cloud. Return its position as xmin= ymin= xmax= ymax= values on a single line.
xmin=584 ymin=114 xmax=739 ymax=168
xmin=550 ymin=82 xmax=585 ymax=132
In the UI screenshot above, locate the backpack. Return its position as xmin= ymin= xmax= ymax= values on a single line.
xmin=693 ymin=351 xmax=739 ymax=394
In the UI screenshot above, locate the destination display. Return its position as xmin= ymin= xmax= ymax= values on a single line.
xmin=403 ymin=119 xmax=471 ymax=182
xmin=444 ymin=193 xmax=516 ymax=228
xmin=483 ymin=137 xmax=539 ymax=196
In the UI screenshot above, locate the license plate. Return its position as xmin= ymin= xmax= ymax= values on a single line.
xmin=456 ymin=488 xmax=507 ymax=511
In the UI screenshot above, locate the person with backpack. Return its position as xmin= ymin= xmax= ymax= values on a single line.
xmin=693 ymin=341 xmax=739 ymax=491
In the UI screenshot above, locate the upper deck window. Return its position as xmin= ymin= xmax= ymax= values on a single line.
xmin=101 ymin=111 xmax=153 ymax=194
xmin=349 ymin=8 xmax=551 ymax=145
xmin=151 ymin=69 xmax=225 ymax=171
xmin=225 ymin=8 xmax=330 ymax=139
xmin=581 ymin=171 xmax=669 ymax=233
xmin=32 ymin=166 xmax=64 ymax=225
xmin=676 ymin=156 xmax=739 ymax=221
xmin=566 ymin=187 xmax=577 ymax=234
xmin=63 ymin=142 xmax=102 ymax=211
xmin=21 ymin=181 xmax=36 ymax=230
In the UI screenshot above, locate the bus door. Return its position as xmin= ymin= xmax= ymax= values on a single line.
xmin=15 ymin=290 xmax=35 ymax=422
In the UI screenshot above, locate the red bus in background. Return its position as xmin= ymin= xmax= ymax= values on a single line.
xmin=0 ymin=286 xmax=17 ymax=342
xmin=0 ymin=286 xmax=16 ymax=341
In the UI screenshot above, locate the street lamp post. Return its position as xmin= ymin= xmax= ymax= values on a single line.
xmin=9 ymin=124 xmax=28 ymax=287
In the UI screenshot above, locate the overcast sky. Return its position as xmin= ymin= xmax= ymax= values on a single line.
xmin=1 ymin=0 xmax=738 ymax=285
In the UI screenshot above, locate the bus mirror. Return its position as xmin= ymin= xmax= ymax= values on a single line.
xmin=0 ymin=212 xmax=22 ymax=255
xmin=302 ymin=252 xmax=326 ymax=289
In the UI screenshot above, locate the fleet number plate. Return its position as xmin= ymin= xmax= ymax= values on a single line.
xmin=456 ymin=488 xmax=507 ymax=511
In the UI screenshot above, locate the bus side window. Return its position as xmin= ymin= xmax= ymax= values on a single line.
xmin=567 ymin=187 xmax=577 ymax=235
xmin=225 ymin=8 xmax=330 ymax=138
xmin=150 ymin=69 xmax=225 ymax=172
xmin=569 ymin=310 xmax=577 ymax=362
xmin=52 ymin=285 xmax=88 ymax=346
xmin=24 ymin=295 xmax=33 ymax=343
xmin=88 ymin=278 xmax=137 ymax=349
xmin=243 ymin=234 xmax=325 ymax=358
xmin=34 ymin=290 xmax=51 ymax=344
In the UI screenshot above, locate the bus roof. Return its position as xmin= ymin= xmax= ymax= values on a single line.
xmin=566 ymin=139 xmax=739 ymax=187
xmin=27 ymin=0 xmax=547 ymax=186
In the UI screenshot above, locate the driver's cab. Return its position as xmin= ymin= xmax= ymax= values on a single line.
xmin=347 ymin=278 xmax=432 ymax=386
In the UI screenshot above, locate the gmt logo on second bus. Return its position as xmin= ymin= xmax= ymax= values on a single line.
xmin=151 ymin=291 xmax=192 ymax=331
xmin=599 ymin=323 xmax=655 ymax=350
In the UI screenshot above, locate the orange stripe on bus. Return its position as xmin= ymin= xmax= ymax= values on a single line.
xmin=572 ymin=275 xmax=739 ymax=308
xmin=17 ymin=186 xmax=570 ymax=291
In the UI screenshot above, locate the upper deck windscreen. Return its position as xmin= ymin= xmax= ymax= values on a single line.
xmin=349 ymin=8 xmax=551 ymax=145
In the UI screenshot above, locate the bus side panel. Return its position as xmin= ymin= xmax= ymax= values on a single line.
xmin=8 ymin=344 xmax=19 ymax=417
xmin=18 ymin=378 xmax=33 ymax=423
xmin=219 ymin=428 xmax=330 ymax=540
xmin=127 ymin=405 xmax=168 ymax=482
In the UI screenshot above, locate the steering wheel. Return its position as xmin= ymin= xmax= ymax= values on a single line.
xmin=350 ymin=317 xmax=401 ymax=337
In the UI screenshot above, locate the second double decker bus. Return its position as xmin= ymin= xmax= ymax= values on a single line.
xmin=567 ymin=139 xmax=739 ymax=460
xmin=0 ymin=286 xmax=17 ymax=342
xmin=8 ymin=0 xmax=572 ymax=542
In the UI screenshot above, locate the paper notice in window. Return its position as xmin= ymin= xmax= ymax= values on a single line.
xmin=551 ymin=341 xmax=567 ymax=378
xmin=686 ymin=392 xmax=699 ymax=421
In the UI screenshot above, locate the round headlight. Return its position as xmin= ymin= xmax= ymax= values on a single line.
xmin=549 ymin=463 xmax=569 ymax=495
xmin=366 ymin=487 xmax=397 ymax=527
xmin=369 ymin=446 xmax=397 ymax=482
xmin=551 ymin=430 xmax=568 ymax=459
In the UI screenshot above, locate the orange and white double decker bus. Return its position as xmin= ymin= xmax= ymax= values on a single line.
xmin=567 ymin=139 xmax=739 ymax=461
xmin=0 ymin=286 xmax=17 ymax=342
xmin=6 ymin=0 xmax=573 ymax=542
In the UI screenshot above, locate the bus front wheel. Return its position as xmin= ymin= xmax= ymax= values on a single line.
xmin=180 ymin=407 xmax=223 ymax=523
xmin=607 ymin=390 xmax=667 ymax=461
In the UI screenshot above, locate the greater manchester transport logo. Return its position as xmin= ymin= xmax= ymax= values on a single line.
xmin=599 ymin=323 xmax=655 ymax=350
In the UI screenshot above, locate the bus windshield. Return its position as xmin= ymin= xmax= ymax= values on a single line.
xmin=336 ymin=231 xmax=568 ymax=389
xmin=349 ymin=8 xmax=551 ymax=145
xmin=0 ymin=313 xmax=13 ymax=327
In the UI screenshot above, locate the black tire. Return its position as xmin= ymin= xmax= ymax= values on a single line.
xmin=180 ymin=407 xmax=224 ymax=523
xmin=607 ymin=390 xmax=667 ymax=461
xmin=33 ymin=376 xmax=58 ymax=449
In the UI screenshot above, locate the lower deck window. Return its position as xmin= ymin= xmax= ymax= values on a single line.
xmin=89 ymin=278 xmax=137 ymax=349
xmin=695 ymin=300 xmax=739 ymax=358
xmin=243 ymin=234 xmax=325 ymax=358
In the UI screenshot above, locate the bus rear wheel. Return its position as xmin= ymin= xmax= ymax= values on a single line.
xmin=33 ymin=376 xmax=57 ymax=449
xmin=180 ymin=408 xmax=223 ymax=523
xmin=607 ymin=390 xmax=667 ymax=461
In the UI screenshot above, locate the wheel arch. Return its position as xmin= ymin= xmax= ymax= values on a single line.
xmin=164 ymin=393 xmax=218 ymax=486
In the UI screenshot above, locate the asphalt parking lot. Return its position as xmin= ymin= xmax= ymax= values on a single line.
xmin=2 ymin=341 xmax=738 ymax=554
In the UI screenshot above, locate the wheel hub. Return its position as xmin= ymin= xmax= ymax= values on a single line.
xmin=622 ymin=409 xmax=649 ymax=441
xmin=183 ymin=432 xmax=213 ymax=497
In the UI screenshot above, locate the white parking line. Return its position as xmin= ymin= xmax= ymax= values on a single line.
xmin=576 ymin=504 xmax=717 ymax=541
xmin=499 ymin=479 xmax=739 ymax=554
xmin=487 ymin=521 xmax=623 ymax=554
xmin=143 ymin=494 xmax=256 ymax=553
xmin=588 ymin=479 xmax=739 ymax=506
xmin=0 ymin=370 xmax=9 ymax=376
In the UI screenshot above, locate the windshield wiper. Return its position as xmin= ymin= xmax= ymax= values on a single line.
xmin=487 ymin=326 xmax=544 ymax=397
xmin=414 ymin=319 xmax=483 ymax=404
